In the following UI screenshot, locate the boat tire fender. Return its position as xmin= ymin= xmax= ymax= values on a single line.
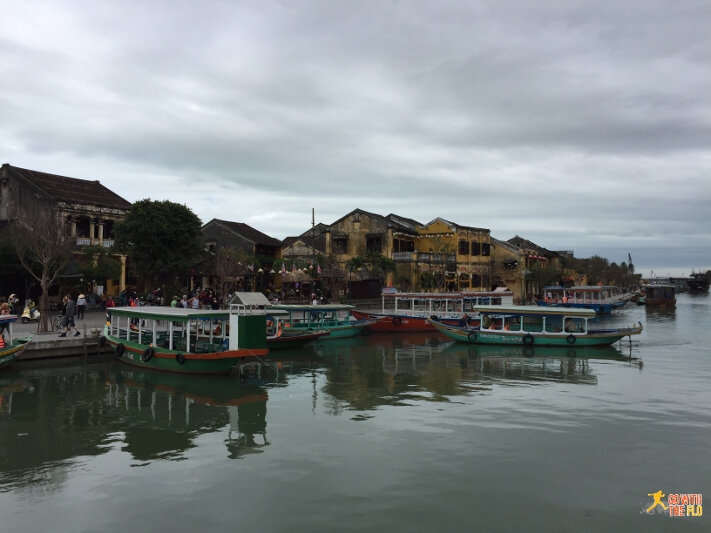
xmin=467 ymin=331 xmax=477 ymax=342
xmin=116 ymin=343 xmax=125 ymax=357
xmin=176 ymin=353 xmax=186 ymax=365
xmin=566 ymin=334 xmax=576 ymax=345
xmin=142 ymin=347 xmax=154 ymax=362
xmin=392 ymin=316 xmax=403 ymax=327
xmin=523 ymin=334 xmax=535 ymax=346
xmin=429 ymin=315 xmax=438 ymax=323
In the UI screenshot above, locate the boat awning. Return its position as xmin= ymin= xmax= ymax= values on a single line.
xmin=108 ymin=306 xmax=230 ymax=323
xmin=473 ymin=305 xmax=596 ymax=318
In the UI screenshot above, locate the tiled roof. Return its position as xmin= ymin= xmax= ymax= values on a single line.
xmin=330 ymin=208 xmax=419 ymax=234
xmin=507 ymin=235 xmax=556 ymax=256
xmin=4 ymin=164 xmax=131 ymax=210
xmin=209 ymin=219 xmax=282 ymax=247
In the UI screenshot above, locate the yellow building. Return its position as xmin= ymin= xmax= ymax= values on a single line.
xmin=414 ymin=218 xmax=492 ymax=291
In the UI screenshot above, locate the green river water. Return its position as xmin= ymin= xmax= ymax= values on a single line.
xmin=1 ymin=293 xmax=709 ymax=532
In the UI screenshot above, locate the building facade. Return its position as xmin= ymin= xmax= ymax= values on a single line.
xmin=0 ymin=163 xmax=131 ymax=298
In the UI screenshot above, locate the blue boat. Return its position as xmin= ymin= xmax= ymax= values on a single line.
xmin=536 ymin=286 xmax=626 ymax=314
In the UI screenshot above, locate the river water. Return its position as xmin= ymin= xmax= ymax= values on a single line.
xmin=1 ymin=293 xmax=709 ymax=532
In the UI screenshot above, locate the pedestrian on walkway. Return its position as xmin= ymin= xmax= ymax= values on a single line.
xmin=59 ymin=295 xmax=81 ymax=337
xmin=76 ymin=294 xmax=86 ymax=319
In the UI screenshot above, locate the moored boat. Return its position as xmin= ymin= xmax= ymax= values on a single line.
xmin=687 ymin=273 xmax=709 ymax=293
xmin=266 ymin=316 xmax=330 ymax=349
xmin=643 ymin=284 xmax=676 ymax=307
xmin=270 ymin=304 xmax=375 ymax=339
xmin=104 ymin=306 xmax=269 ymax=374
xmin=428 ymin=305 xmax=642 ymax=347
xmin=352 ymin=288 xmax=514 ymax=332
xmin=0 ymin=315 xmax=34 ymax=370
xmin=536 ymin=286 xmax=626 ymax=313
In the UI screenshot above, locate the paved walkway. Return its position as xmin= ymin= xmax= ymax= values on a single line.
xmin=10 ymin=309 xmax=108 ymax=340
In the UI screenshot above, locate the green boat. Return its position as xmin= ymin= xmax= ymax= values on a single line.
xmin=104 ymin=306 xmax=269 ymax=374
xmin=266 ymin=316 xmax=331 ymax=349
xmin=0 ymin=315 xmax=33 ymax=369
xmin=269 ymin=304 xmax=376 ymax=340
xmin=428 ymin=305 xmax=642 ymax=347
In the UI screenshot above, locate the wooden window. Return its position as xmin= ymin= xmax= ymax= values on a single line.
xmin=458 ymin=240 xmax=469 ymax=255
xmin=366 ymin=234 xmax=382 ymax=254
xmin=332 ymin=236 xmax=348 ymax=254
xmin=481 ymin=243 xmax=490 ymax=256
xmin=471 ymin=242 xmax=480 ymax=255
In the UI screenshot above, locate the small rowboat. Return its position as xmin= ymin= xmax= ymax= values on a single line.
xmin=0 ymin=315 xmax=33 ymax=369
xmin=428 ymin=305 xmax=642 ymax=347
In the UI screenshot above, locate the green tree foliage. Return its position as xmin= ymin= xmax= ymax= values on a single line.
xmin=114 ymin=199 xmax=203 ymax=288
xmin=79 ymin=245 xmax=122 ymax=287
xmin=525 ymin=261 xmax=563 ymax=294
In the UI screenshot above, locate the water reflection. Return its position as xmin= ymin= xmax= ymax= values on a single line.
xmin=0 ymin=362 xmax=273 ymax=491
xmin=315 ymin=333 xmax=641 ymax=413
xmin=1 ymin=332 xmax=643 ymax=492
xmin=109 ymin=368 xmax=269 ymax=461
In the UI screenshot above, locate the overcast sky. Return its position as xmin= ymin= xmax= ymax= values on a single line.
xmin=2 ymin=0 xmax=709 ymax=276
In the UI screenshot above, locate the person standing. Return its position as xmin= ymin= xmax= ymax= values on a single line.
xmin=59 ymin=295 xmax=81 ymax=337
xmin=76 ymin=294 xmax=86 ymax=319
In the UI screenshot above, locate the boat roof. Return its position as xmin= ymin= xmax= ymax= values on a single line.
xmin=270 ymin=304 xmax=354 ymax=311
xmin=542 ymin=286 xmax=618 ymax=291
xmin=473 ymin=305 xmax=596 ymax=317
xmin=109 ymin=306 xmax=232 ymax=322
xmin=384 ymin=290 xmax=512 ymax=299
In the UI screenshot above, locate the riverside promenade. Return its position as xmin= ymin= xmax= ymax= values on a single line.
xmin=10 ymin=309 xmax=113 ymax=361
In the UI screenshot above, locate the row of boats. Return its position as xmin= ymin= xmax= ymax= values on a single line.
xmin=0 ymin=288 xmax=647 ymax=376
xmin=93 ymin=290 xmax=643 ymax=375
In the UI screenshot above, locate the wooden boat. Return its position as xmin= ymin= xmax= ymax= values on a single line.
xmin=103 ymin=306 xmax=269 ymax=374
xmin=428 ymin=305 xmax=642 ymax=347
xmin=352 ymin=288 xmax=514 ymax=332
xmin=0 ymin=315 xmax=33 ymax=369
xmin=687 ymin=273 xmax=709 ymax=293
xmin=269 ymin=304 xmax=375 ymax=339
xmin=643 ymin=284 xmax=676 ymax=307
xmin=266 ymin=315 xmax=330 ymax=349
xmin=536 ymin=286 xmax=626 ymax=313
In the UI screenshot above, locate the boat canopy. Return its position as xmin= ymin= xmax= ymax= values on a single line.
xmin=473 ymin=305 xmax=596 ymax=318
xmin=270 ymin=304 xmax=354 ymax=312
xmin=108 ymin=306 xmax=232 ymax=323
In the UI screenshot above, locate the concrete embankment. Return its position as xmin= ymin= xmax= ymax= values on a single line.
xmin=11 ymin=310 xmax=113 ymax=361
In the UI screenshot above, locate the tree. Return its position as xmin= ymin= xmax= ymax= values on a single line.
xmin=212 ymin=247 xmax=249 ymax=306
xmin=114 ymin=200 xmax=203 ymax=290
xmin=79 ymin=245 xmax=122 ymax=292
xmin=10 ymin=205 xmax=73 ymax=332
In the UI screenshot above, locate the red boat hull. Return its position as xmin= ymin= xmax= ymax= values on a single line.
xmin=351 ymin=310 xmax=480 ymax=332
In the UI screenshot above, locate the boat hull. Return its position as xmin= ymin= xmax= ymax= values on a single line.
xmin=351 ymin=310 xmax=479 ymax=332
xmin=105 ymin=332 xmax=268 ymax=375
xmin=0 ymin=336 xmax=33 ymax=369
xmin=282 ymin=319 xmax=375 ymax=339
xmin=428 ymin=319 xmax=641 ymax=347
xmin=267 ymin=330 xmax=330 ymax=349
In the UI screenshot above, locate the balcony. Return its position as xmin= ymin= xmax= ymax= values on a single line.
xmin=393 ymin=252 xmax=415 ymax=261
xmin=75 ymin=238 xmax=115 ymax=247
